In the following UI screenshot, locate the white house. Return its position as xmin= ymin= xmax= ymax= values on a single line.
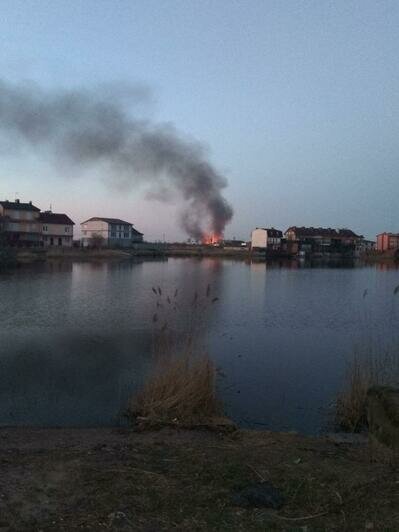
xmin=81 ymin=217 xmax=143 ymax=248
xmin=40 ymin=211 xmax=75 ymax=247
xmin=251 ymin=228 xmax=283 ymax=251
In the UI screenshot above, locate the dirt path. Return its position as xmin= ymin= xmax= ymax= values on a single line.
xmin=0 ymin=427 xmax=397 ymax=531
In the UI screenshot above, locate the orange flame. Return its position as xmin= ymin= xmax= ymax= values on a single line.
xmin=202 ymin=233 xmax=222 ymax=245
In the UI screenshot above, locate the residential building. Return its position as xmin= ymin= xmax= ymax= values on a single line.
xmin=40 ymin=212 xmax=75 ymax=247
xmin=81 ymin=217 xmax=143 ymax=248
xmin=376 ymin=233 xmax=399 ymax=252
xmin=251 ymin=228 xmax=283 ymax=250
xmin=357 ymin=239 xmax=376 ymax=253
xmin=0 ymin=199 xmax=41 ymax=246
xmin=285 ymin=227 xmax=363 ymax=252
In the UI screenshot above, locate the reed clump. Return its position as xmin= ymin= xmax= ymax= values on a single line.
xmin=336 ymin=344 xmax=399 ymax=432
xmin=335 ymin=354 xmax=373 ymax=432
xmin=336 ymin=285 xmax=399 ymax=432
xmin=132 ymin=353 xmax=220 ymax=424
xmin=129 ymin=285 xmax=222 ymax=427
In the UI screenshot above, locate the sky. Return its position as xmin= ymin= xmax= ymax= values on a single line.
xmin=0 ymin=0 xmax=398 ymax=241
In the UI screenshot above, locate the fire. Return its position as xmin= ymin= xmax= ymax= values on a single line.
xmin=202 ymin=233 xmax=222 ymax=245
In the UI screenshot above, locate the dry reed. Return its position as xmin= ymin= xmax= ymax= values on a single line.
xmin=335 ymin=353 xmax=373 ymax=432
xmin=336 ymin=285 xmax=399 ymax=432
xmin=336 ymin=342 xmax=399 ymax=432
xmin=129 ymin=284 xmax=221 ymax=426
xmin=132 ymin=353 xmax=220 ymax=423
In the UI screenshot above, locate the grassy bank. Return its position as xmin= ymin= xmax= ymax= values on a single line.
xmin=362 ymin=250 xmax=399 ymax=264
xmin=1 ymin=426 xmax=396 ymax=531
xmin=9 ymin=247 xmax=166 ymax=264
xmin=165 ymin=246 xmax=250 ymax=258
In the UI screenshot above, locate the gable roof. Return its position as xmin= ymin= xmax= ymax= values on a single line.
xmin=285 ymin=226 xmax=363 ymax=239
xmin=39 ymin=212 xmax=75 ymax=225
xmin=255 ymin=227 xmax=283 ymax=237
xmin=82 ymin=217 xmax=143 ymax=235
xmin=82 ymin=217 xmax=132 ymax=226
xmin=0 ymin=200 xmax=40 ymax=212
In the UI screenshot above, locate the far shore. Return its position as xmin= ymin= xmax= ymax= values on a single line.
xmin=1 ymin=246 xmax=397 ymax=266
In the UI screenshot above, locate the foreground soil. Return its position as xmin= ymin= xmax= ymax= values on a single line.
xmin=0 ymin=427 xmax=398 ymax=531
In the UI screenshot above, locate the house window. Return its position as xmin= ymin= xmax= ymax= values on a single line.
xmin=111 ymin=232 xmax=116 ymax=238
xmin=124 ymin=232 xmax=129 ymax=238
xmin=43 ymin=225 xmax=48 ymax=232
xmin=65 ymin=227 xmax=70 ymax=233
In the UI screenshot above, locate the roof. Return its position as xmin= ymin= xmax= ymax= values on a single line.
xmin=82 ymin=217 xmax=143 ymax=235
xmin=255 ymin=227 xmax=283 ymax=237
xmin=285 ymin=226 xmax=362 ymax=239
xmin=0 ymin=200 xmax=40 ymax=212
xmin=82 ymin=217 xmax=132 ymax=225
xmin=39 ymin=212 xmax=75 ymax=225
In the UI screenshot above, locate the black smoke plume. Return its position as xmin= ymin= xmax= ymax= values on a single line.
xmin=0 ymin=79 xmax=233 ymax=239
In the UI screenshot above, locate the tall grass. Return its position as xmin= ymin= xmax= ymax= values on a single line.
xmin=336 ymin=352 xmax=374 ymax=432
xmin=128 ymin=285 xmax=222 ymax=426
xmin=336 ymin=285 xmax=399 ymax=431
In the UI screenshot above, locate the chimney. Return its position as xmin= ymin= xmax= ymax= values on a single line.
xmin=29 ymin=201 xmax=32 ymax=205
xmin=15 ymin=199 xmax=20 ymax=204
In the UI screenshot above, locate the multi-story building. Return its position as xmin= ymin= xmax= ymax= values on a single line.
xmin=357 ymin=239 xmax=376 ymax=253
xmin=0 ymin=199 xmax=41 ymax=246
xmin=40 ymin=212 xmax=75 ymax=247
xmin=81 ymin=217 xmax=143 ymax=248
xmin=0 ymin=199 xmax=75 ymax=247
xmin=251 ymin=228 xmax=283 ymax=250
xmin=285 ymin=226 xmax=363 ymax=251
xmin=376 ymin=232 xmax=399 ymax=252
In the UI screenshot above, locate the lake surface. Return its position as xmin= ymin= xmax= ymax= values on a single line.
xmin=1 ymin=257 xmax=399 ymax=434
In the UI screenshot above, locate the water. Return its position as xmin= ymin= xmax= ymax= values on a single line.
xmin=1 ymin=257 xmax=398 ymax=434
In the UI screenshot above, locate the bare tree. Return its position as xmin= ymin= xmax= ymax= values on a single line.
xmin=89 ymin=233 xmax=106 ymax=249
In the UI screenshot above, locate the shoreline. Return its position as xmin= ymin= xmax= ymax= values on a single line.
xmin=0 ymin=425 xmax=394 ymax=530
xmin=1 ymin=247 xmax=397 ymax=269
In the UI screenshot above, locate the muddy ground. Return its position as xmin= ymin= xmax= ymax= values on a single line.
xmin=0 ymin=427 xmax=398 ymax=531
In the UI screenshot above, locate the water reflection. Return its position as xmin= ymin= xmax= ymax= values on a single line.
xmin=0 ymin=257 xmax=398 ymax=433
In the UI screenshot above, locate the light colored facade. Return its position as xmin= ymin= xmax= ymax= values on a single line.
xmin=357 ymin=239 xmax=376 ymax=253
xmin=81 ymin=217 xmax=143 ymax=248
xmin=0 ymin=200 xmax=41 ymax=246
xmin=377 ymin=233 xmax=399 ymax=252
xmin=251 ymin=228 xmax=283 ymax=250
xmin=40 ymin=212 xmax=74 ymax=247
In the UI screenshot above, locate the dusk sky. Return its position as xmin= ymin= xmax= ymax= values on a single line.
xmin=0 ymin=0 xmax=398 ymax=241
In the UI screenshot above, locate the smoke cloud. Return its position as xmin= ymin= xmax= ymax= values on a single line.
xmin=0 ymin=79 xmax=233 ymax=239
